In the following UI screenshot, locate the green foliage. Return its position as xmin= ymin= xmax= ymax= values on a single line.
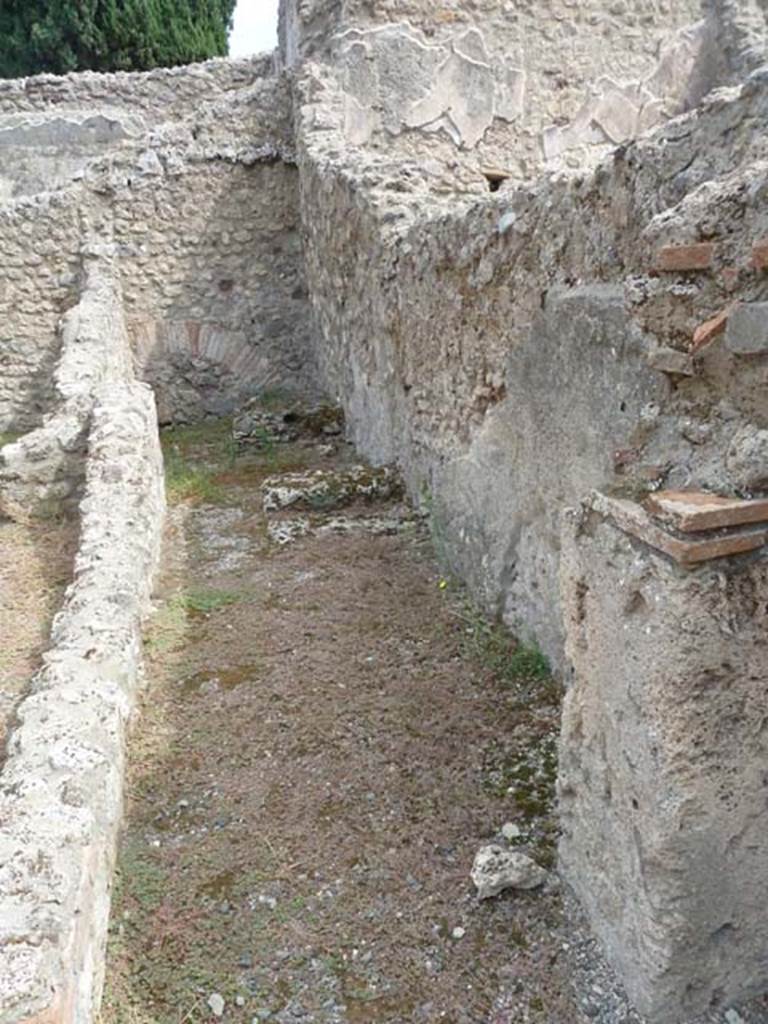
xmin=161 ymin=419 xmax=235 ymax=505
xmin=143 ymin=588 xmax=241 ymax=655
xmin=0 ymin=0 xmax=237 ymax=79
xmin=454 ymin=600 xmax=551 ymax=686
xmin=177 ymin=587 xmax=240 ymax=614
xmin=163 ymin=448 xmax=225 ymax=506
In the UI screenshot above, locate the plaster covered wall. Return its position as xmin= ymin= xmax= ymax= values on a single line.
xmin=559 ymin=503 xmax=768 ymax=1021
xmin=283 ymin=0 xmax=724 ymax=188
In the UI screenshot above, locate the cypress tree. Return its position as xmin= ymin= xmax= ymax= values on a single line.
xmin=0 ymin=0 xmax=238 ymax=78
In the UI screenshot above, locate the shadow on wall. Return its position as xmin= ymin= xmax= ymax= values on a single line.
xmin=121 ymin=158 xmax=315 ymax=425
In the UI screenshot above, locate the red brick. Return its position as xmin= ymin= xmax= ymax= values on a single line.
xmin=647 ymin=490 xmax=768 ymax=533
xmin=593 ymin=492 xmax=768 ymax=566
xmin=690 ymin=303 xmax=738 ymax=354
xmin=655 ymin=242 xmax=716 ymax=272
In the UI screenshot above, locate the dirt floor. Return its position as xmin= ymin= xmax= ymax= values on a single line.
xmin=100 ymin=422 xmax=575 ymax=1024
xmin=101 ymin=422 xmax=768 ymax=1024
xmin=0 ymin=516 xmax=77 ymax=755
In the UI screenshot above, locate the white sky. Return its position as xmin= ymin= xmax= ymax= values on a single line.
xmin=229 ymin=0 xmax=279 ymax=57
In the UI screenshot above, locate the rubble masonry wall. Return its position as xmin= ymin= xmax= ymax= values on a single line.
xmin=0 ymin=58 xmax=314 ymax=433
xmin=296 ymin=65 xmax=768 ymax=665
xmin=0 ymin=265 xmax=165 ymax=1024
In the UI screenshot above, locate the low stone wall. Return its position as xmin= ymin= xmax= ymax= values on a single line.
xmin=0 ymin=246 xmax=133 ymax=518
xmin=0 ymin=377 xmax=165 ymax=1024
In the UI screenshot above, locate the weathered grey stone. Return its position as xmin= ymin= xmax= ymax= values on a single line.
xmin=0 ymin=380 xmax=164 ymax=1023
xmin=559 ymin=501 xmax=768 ymax=1022
xmin=647 ymin=345 xmax=696 ymax=376
xmin=726 ymin=424 xmax=768 ymax=492
xmin=725 ymin=302 xmax=768 ymax=354
xmin=262 ymin=464 xmax=402 ymax=513
xmin=233 ymin=397 xmax=343 ymax=447
xmin=471 ymin=845 xmax=548 ymax=899
xmin=0 ymin=246 xmax=133 ymax=519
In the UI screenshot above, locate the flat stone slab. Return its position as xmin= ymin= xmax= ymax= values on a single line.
xmin=261 ymin=464 xmax=402 ymax=513
xmin=725 ymin=302 xmax=768 ymax=355
xmin=592 ymin=492 xmax=768 ymax=566
xmin=646 ymin=490 xmax=768 ymax=533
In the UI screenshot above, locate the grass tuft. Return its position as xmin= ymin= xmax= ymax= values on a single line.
xmin=453 ymin=601 xmax=551 ymax=686
xmin=0 ymin=430 xmax=21 ymax=449
xmin=161 ymin=419 xmax=236 ymax=506
xmin=178 ymin=588 xmax=240 ymax=615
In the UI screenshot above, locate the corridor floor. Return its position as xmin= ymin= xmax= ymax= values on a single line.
xmin=100 ymin=420 xmax=584 ymax=1024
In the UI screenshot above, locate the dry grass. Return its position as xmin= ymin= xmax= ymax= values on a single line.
xmin=0 ymin=518 xmax=77 ymax=752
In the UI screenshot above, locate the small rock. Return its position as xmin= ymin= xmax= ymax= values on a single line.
xmin=208 ymin=993 xmax=225 ymax=1017
xmin=501 ymin=822 xmax=521 ymax=841
xmin=235 ymin=996 xmax=246 ymax=1007
xmin=726 ymin=424 xmax=768 ymax=492
xmin=647 ymin=345 xmax=694 ymax=376
xmin=451 ymin=926 xmax=466 ymax=940
xmin=725 ymin=1011 xmax=746 ymax=1024
xmin=471 ymin=844 xmax=548 ymax=899
xmin=680 ymin=419 xmax=712 ymax=446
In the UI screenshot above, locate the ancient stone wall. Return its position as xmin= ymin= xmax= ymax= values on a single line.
xmin=0 ymin=57 xmax=280 ymax=200
xmin=0 ymin=1 xmax=767 ymax=1019
xmin=297 ymin=61 xmax=768 ymax=661
xmin=0 ymin=245 xmax=133 ymax=517
xmin=0 ymin=56 xmax=273 ymax=120
xmin=116 ymin=157 xmax=310 ymax=424
xmin=292 ymin=0 xmax=768 ymax=997
xmin=0 ymin=58 xmax=315 ymax=432
xmin=0 ymin=264 xmax=165 ymax=1023
xmin=0 ymin=191 xmax=83 ymax=431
